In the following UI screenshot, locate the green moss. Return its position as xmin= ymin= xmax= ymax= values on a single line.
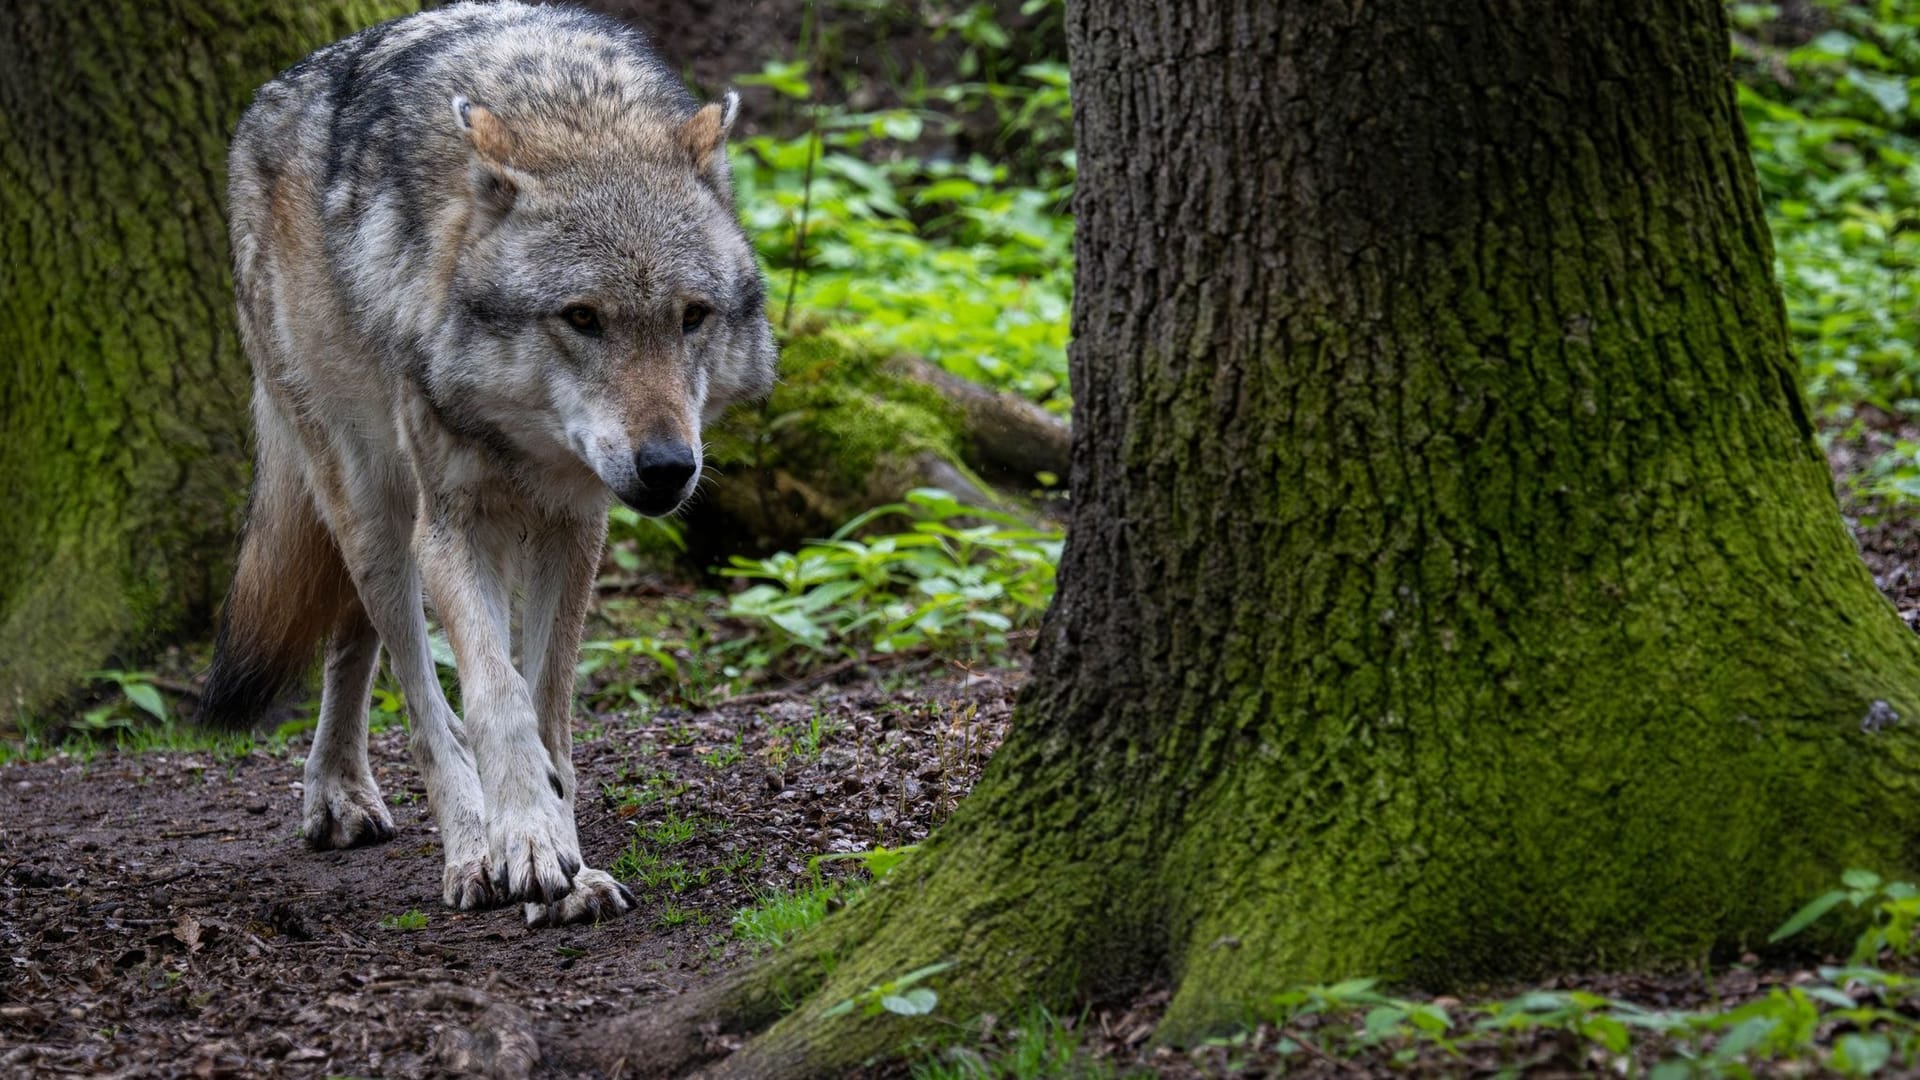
xmin=710 ymin=328 xmax=970 ymax=494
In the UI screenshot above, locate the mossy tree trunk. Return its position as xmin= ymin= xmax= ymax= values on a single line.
xmin=0 ymin=1 xmax=416 ymax=721
xmin=585 ymin=0 xmax=1920 ymax=1075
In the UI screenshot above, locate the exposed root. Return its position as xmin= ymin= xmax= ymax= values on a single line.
xmin=571 ymin=929 xmax=843 ymax=1077
xmin=420 ymin=988 xmax=539 ymax=1079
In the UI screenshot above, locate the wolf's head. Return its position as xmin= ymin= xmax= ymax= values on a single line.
xmin=436 ymin=89 xmax=777 ymax=516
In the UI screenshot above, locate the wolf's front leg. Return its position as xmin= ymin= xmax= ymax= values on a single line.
xmin=519 ymin=510 xmax=635 ymax=926
xmin=327 ymin=485 xmax=494 ymax=911
xmin=420 ymin=507 xmax=583 ymax=905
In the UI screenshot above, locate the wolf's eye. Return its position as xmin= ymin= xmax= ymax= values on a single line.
xmin=681 ymin=303 xmax=710 ymax=333
xmin=561 ymin=305 xmax=602 ymax=336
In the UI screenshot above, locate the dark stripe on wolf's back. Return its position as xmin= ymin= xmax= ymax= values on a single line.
xmin=324 ymin=5 xmax=683 ymax=191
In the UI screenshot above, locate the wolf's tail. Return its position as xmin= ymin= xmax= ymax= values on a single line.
xmin=200 ymin=440 xmax=356 ymax=730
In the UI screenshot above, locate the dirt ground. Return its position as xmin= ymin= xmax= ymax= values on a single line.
xmin=0 ymin=665 xmax=1016 ymax=1078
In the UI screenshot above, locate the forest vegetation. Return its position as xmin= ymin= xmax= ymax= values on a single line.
xmin=4 ymin=0 xmax=1920 ymax=1076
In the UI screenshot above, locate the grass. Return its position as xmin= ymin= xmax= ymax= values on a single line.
xmin=911 ymin=1005 xmax=1109 ymax=1080
xmin=729 ymin=845 xmax=918 ymax=950
xmin=731 ymin=878 xmax=847 ymax=950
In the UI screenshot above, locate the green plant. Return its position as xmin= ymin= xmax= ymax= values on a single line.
xmin=912 ymin=1004 xmax=1107 ymax=1080
xmin=377 ymin=909 xmax=427 ymax=932
xmin=79 ymin=670 xmax=170 ymax=731
xmin=730 ymin=846 xmax=915 ymax=949
xmin=1772 ymin=867 xmax=1920 ymax=964
xmin=823 ymin=961 xmax=955 ymax=1019
xmin=640 ymin=808 xmax=705 ymax=847
xmin=723 ymin=488 xmax=1060 ymax=662
xmin=699 ymin=735 xmax=746 ymax=770
xmin=731 ymin=879 xmax=844 ymax=949
xmin=812 ymin=843 xmax=917 ymax=882
xmin=1154 ymin=870 xmax=1920 ymax=1076
xmin=736 ymin=92 xmax=1074 ymax=406
xmin=1730 ymin=2 xmax=1920 ymax=430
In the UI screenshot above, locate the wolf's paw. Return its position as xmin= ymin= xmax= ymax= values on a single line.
xmin=442 ymin=857 xmax=497 ymax=910
xmin=486 ymin=798 xmax=582 ymax=904
xmin=302 ymin=776 xmax=396 ymax=850
xmin=523 ymin=868 xmax=636 ymax=927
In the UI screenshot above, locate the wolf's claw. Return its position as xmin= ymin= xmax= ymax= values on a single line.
xmin=525 ymin=868 xmax=636 ymax=927
xmin=303 ymin=776 xmax=396 ymax=850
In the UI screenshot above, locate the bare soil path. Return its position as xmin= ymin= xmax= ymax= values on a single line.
xmin=0 ymin=669 xmax=1015 ymax=1077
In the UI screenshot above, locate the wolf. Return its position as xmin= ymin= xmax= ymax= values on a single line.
xmin=202 ymin=1 xmax=777 ymax=926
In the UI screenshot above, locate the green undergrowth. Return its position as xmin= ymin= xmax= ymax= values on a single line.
xmin=859 ymin=871 xmax=1920 ymax=1078
xmin=721 ymin=488 xmax=1060 ymax=664
xmin=575 ymin=489 xmax=1057 ymax=713
xmin=1731 ymin=2 xmax=1920 ymax=503
xmin=1185 ymin=869 xmax=1920 ymax=1078
xmin=731 ymin=845 xmax=918 ymax=950
xmin=0 ymin=678 xmax=309 ymax=765
xmin=734 ymin=38 xmax=1072 ymax=407
xmin=910 ymin=1005 xmax=1111 ymax=1080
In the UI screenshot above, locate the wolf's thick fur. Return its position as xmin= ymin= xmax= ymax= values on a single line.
xmin=205 ymin=2 xmax=776 ymax=925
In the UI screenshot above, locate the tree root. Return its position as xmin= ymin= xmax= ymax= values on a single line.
xmin=419 ymin=988 xmax=539 ymax=1080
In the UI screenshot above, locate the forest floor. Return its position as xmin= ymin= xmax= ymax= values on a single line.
xmin=4 ymin=433 xmax=1920 ymax=1079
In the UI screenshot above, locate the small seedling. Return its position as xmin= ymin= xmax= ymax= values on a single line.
xmin=378 ymin=909 xmax=428 ymax=931
xmin=822 ymin=961 xmax=955 ymax=1019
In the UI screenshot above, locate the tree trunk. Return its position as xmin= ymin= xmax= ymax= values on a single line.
xmin=0 ymin=1 xmax=416 ymax=722
xmin=584 ymin=0 xmax=1920 ymax=1075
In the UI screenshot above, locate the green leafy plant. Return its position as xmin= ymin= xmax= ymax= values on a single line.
xmin=377 ymin=909 xmax=427 ymax=932
xmin=1173 ymin=869 xmax=1920 ymax=1077
xmin=1772 ymin=867 xmax=1920 ymax=963
xmin=731 ymin=845 xmax=918 ymax=949
xmin=723 ymin=488 xmax=1060 ymax=662
xmin=1730 ymin=2 xmax=1920 ymax=430
xmin=80 ymin=670 xmax=169 ymax=731
xmin=736 ymin=92 xmax=1073 ymax=406
xmin=823 ymin=961 xmax=955 ymax=1019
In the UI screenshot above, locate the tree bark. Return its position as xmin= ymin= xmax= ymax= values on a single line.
xmin=0 ymin=0 xmax=416 ymax=721
xmin=584 ymin=0 xmax=1920 ymax=1075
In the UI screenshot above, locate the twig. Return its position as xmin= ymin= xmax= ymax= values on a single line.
xmin=780 ymin=0 xmax=824 ymax=331
xmin=146 ymin=676 xmax=204 ymax=702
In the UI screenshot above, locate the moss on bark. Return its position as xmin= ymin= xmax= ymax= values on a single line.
xmin=584 ymin=0 xmax=1920 ymax=1075
xmin=0 ymin=1 xmax=416 ymax=722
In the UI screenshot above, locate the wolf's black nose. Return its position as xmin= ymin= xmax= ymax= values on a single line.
xmin=634 ymin=440 xmax=697 ymax=498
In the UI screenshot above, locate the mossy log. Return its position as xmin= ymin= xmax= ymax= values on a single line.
xmin=683 ymin=329 xmax=1069 ymax=560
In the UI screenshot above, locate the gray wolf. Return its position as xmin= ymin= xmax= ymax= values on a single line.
xmin=201 ymin=1 xmax=777 ymax=926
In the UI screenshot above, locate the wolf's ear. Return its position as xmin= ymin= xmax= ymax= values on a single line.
xmin=451 ymin=95 xmax=526 ymax=214
xmin=678 ymin=90 xmax=739 ymax=196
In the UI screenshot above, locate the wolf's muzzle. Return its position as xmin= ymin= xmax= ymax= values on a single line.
xmin=620 ymin=439 xmax=698 ymax=516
